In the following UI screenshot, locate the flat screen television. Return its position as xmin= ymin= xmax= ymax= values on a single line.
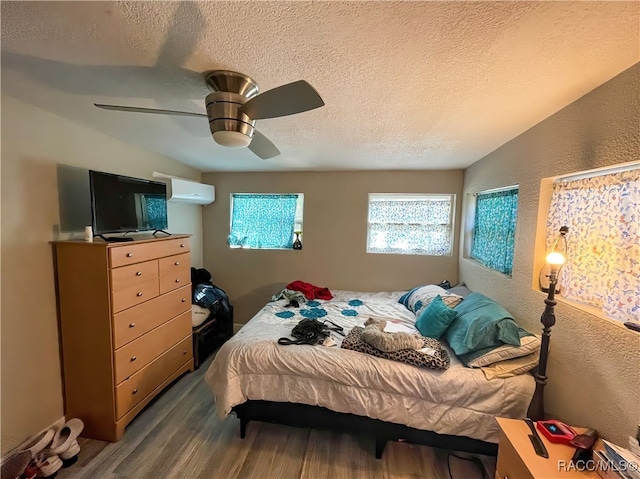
xmin=89 ymin=170 xmax=168 ymax=235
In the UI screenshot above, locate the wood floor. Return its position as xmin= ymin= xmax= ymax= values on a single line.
xmin=58 ymin=356 xmax=496 ymax=479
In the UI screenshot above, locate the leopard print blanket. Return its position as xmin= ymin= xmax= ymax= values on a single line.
xmin=341 ymin=326 xmax=450 ymax=370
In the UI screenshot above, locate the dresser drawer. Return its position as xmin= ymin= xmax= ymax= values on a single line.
xmin=159 ymin=254 xmax=191 ymax=294
xmin=113 ymin=285 xmax=191 ymax=349
xmin=110 ymin=238 xmax=191 ymax=268
xmin=114 ymin=311 xmax=191 ymax=384
xmin=110 ymin=260 xmax=158 ymax=292
xmin=115 ymin=336 xmax=192 ymax=419
xmin=159 ymin=253 xmax=189 ymax=276
xmin=111 ymin=278 xmax=160 ymax=313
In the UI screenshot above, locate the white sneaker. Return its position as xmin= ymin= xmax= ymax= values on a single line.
xmin=33 ymin=454 xmax=62 ymax=478
xmin=22 ymin=429 xmax=55 ymax=459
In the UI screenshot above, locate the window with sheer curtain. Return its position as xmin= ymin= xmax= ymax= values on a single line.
xmin=228 ymin=194 xmax=303 ymax=249
xmin=547 ymin=167 xmax=639 ymax=322
xmin=471 ymin=188 xmax=519 ymax=276
xmin=366 ymin=194 xmax=454 ymax=255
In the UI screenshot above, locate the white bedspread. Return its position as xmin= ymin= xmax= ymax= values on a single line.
xmin=205 ymin=290 xmax=535 ymax=443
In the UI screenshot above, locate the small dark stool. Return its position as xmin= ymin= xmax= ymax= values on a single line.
xmin=192 ymin=304 xmax=233 ymax=369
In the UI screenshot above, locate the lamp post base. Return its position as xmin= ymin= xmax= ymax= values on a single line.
xmin=528 ymin=280 xmax=556 ymax=421
xmin=528 ymin=375 xmax=546 ymax=421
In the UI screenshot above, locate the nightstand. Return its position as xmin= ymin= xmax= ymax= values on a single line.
xmin=495 ymin=418 xmax=600 ymax=479
xmin=192 ymin=304 xmax=233 ymax=369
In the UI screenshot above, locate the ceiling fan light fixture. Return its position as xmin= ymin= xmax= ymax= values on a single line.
xmin=213 ymin=130 xmax=252 ymax=148
xmin=94 ymin=70 xmax=324 ymax=160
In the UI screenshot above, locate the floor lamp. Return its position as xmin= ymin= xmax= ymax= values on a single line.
xmin=528 ymin=226 xmax=568 ymax=421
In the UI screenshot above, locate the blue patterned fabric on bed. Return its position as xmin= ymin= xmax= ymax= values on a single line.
xmin=263 ymin=290 xmax=418 ymax=345
xmin=270 ymin=292 xmax=442 ymax=357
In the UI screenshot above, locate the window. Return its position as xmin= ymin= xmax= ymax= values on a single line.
xmin=366 ymin=194 xmax=455 ymax=255
xmin=547 ymin=166 xmax=639 ymax=322
xmin=471 ymin=187 xmax=519 ymax=276
xmin=228 ymin=194 xmax=304 ymax=249
xmin=137 ymin=194 xmax=168 ymax=231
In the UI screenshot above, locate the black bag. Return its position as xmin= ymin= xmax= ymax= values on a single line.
xmin=278 ymin=319 xmax=331 ymax=346
xmin=194 ymin=283 xmax=229 ymax=309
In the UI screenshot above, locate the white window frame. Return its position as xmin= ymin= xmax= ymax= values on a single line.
xmin=366 ymin=193 xmax=456 ymax=256
xmin=228 ymin=193 xmax=304 ymax=250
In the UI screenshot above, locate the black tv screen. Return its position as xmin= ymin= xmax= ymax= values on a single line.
xmin=90 ymin=170 xmax=168 ymax=234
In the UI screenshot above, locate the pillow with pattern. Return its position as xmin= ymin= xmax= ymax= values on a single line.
xmin=341 ymin=326 xmax=450 ymax=370
xmin=398 ymin=284 xmax=463 ymax=315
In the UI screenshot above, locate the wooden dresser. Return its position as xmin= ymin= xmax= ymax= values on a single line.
xmin=54 ymin=235 xmax=194 ymax=441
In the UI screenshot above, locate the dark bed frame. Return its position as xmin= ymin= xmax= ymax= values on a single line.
xmin=229 ymin=296 xmax=551 ymax=459
xmin=233 ymin=400 xmax=499 ymax=459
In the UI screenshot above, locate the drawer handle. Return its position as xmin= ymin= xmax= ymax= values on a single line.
xmin=180 ymin=243 xmax=186 ymax=248
xmin=132 ymin=388 xmax=138 ymax=395
xmin=136 ymin=271 xmax=142 ymax=276
xmin=127 ymin=253 xmax=133 ymax=258
xmin=136 ymin=292 xmax=143 ymax=297
xmin=174 ymin=261 xmax=180 ymax=265
xmin=129 ymin=322 xmax=135 ymax=328
xmin=131 ymin=356 xmax=137 ymax=362
xmin=183 ymin=350 xmax=187 ymax=355
xmin=182 ymin=298 xmax=186 ymax=303
xmin=175 ymin=279 xmax=180 ymax=283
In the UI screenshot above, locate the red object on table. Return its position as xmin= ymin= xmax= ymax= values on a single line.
xmin=536 ymin=420 xmax=577 ymax=445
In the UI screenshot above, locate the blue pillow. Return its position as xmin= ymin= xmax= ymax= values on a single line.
xmin=415 ymin=296 xmax=458 ymax=339
xmin=398 ymin=286 xmax=422 ymax=308
xmin=445 ymin=293 xmax=521 ymax=356
xmin=398 ymin=285 xmax=463 ymax=315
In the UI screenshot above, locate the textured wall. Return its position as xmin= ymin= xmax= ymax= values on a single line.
xmin=0 ymin=95 xmax=203 ymax=452
xmin=460 ymin=63 xmax=640 ymax=445
xmin=202 ymin=170 xmax=463 ymax=325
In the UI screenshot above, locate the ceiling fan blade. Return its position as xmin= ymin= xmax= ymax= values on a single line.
xmin=240 ymin=80 xmax=324 ymax=120
xmin=94 ymin=103 xmax=207 ymax=118
xmin=248 ymin=130 xmax=281 ymax=159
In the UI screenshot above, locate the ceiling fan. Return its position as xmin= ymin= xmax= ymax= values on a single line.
xmin=94 ymin=70 xmax=325 ymax=159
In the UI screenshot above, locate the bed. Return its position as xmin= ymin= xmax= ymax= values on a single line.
xmin=205 ymin=289 xmax=537 ymax=458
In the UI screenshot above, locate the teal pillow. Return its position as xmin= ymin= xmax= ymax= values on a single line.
xmin=445 ymin=293 xmax=521 ymax=356
xmin=415 ymin=296 xmax=458 ymax=339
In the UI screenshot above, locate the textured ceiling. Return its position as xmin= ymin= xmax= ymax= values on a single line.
xmin=1 ymin=1 xmax=638 ymax=172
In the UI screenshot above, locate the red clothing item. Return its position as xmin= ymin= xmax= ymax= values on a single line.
xmin=286 ymin=281 xmax=333 ymax=300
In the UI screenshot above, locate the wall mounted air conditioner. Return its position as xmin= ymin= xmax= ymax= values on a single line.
xmin=168 ymin=178 xmax=215 ymax=205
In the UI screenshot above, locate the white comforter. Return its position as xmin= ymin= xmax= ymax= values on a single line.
xmin=205 ymin=290 xmax=535 ymax=443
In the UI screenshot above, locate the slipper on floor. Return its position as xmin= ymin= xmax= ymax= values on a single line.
xmin=48 ymin=419 xmax=84 ymax=467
